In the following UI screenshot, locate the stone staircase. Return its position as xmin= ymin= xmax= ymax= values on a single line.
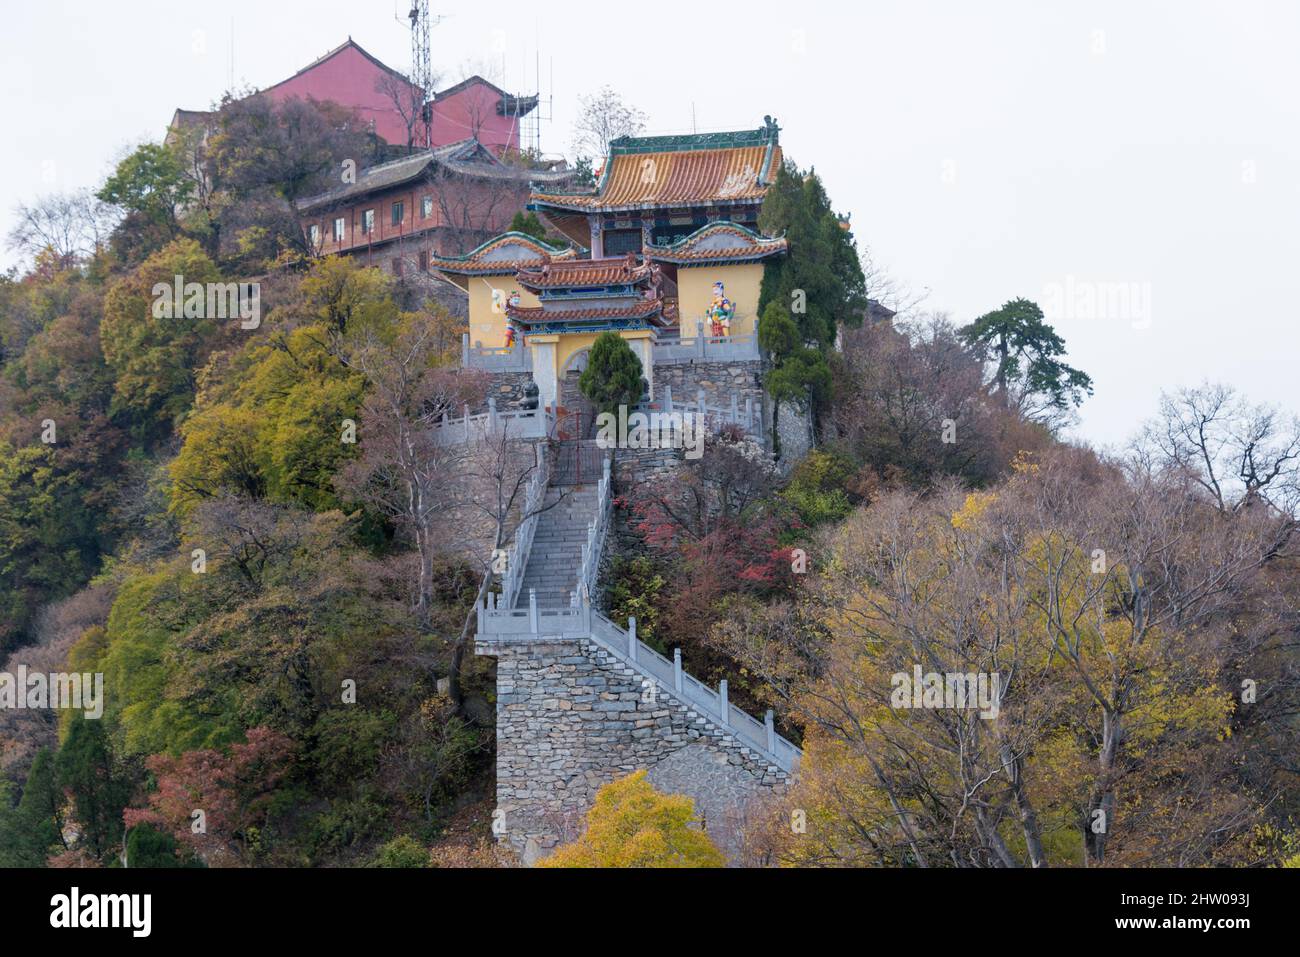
xmin=513 ymin=485 xmax=600 ymax=609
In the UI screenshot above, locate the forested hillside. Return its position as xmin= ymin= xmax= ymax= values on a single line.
xmin=1 ymin=90 xmax=1298 ymax=870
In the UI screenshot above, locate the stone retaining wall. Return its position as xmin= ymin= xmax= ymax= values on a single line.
xmin=652 ymin=359 xmax=765 ymax=414
xmin=477 ymin=634 xmax=789 ymax=865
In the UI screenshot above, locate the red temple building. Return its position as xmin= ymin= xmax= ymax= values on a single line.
xmin=294 ymin=138 xmax=574 ymax=278
xmin=170 ymin=38 xmax=537 ymax=154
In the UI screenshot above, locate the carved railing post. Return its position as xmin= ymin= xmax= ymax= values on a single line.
xmin=719 ymin=679 xmax=729 ymax=726
xmin=529 ymin=588 xmax=539 ymax=633
xmin=765 ymin=709 xmax=777 ymax=752
xmin=673 ymin=648 xmax=683 ymax=693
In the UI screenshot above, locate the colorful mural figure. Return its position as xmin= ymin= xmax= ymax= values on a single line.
xmin=708 ymin=280 xmax=735 ymax=337
xmin=504 ymin=291 xmax=522 ymax=348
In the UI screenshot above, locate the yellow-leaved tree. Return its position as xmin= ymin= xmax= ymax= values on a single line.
xmin=539 ymin=771 xmax=725 ymax=868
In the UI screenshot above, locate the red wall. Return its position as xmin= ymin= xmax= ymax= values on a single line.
xmin=304 ymin=177 xmax=530 ymax=257
xmin=264 ymin=43 xmax=522 ymax=152
xmin=264 ymin=44 xmax=419 ymax=146
xmin=429 ymin=82 xmax=524 ymax=154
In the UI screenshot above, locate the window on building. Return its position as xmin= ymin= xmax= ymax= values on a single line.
xmin=603 ymin=228 xmax=643 ymax=257
xmin=392 ymin=257 xmax=404 ymax=277
xmin=361 ymin=209 xmax=375 ymax=235
xmin=418 ymin=250 xmax=429 ymax=272
xmin=421 ymin=195 xmax=433 ymax=218
xmin=332 ymin=217 xmax=345 ymax=241
xmin=309 ymin=223 xmax=320 ymax=247
xmin=391 ymin=201 xmax=404 ymax=226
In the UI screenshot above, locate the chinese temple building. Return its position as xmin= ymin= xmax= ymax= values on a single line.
xmin=170 ymin=38 xmax=538 ymax=154
xmin=431 ymin=117 xmax=789 ymax=416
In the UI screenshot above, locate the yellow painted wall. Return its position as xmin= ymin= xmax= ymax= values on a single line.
xmin=547 ymin=331 xmax=653 ymax=386
xmin=465 ymin=278 xmax=539 ymax=349
xmin=554 ymin=333 xmax=599 ymax=380
xmin=676 ymin=263 xmax=764 ymax=338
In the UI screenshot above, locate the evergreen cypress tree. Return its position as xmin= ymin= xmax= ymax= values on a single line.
xmin=579 ymin=332 xmax=647 ymax=419
xmin=755 ymin=160 xmax=867 ymax=450
xmin=56 ymin=718 xmax=129 ymax=861
xmin=758 ymin=160 xmax=867 ymax=351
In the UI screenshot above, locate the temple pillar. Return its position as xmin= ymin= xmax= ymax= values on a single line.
xmin=527 ymin=335 xmax=560 ymax=414
xmin=622 ymin=330 xmax=655 ymax=401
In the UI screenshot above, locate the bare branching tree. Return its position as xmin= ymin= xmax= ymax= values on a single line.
xmin=432 ymin=420 xmax=565 ymax=709
xmin=571 ymin=86 xmax=647 ymax=162
xmin=1135 ymin=381 xmax=1300 ymax=521
xmin=6 ymin=189 xmax=117 ymax=267
xmin=337 ymin=318 xmax=483 ymax=620
xmin=376 ymin=71 xmax=436 ymax=150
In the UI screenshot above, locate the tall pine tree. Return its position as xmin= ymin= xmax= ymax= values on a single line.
xmin=756 ymin=161 xmax=866 ymax=453
xmin=758 ymin=161 xmax=866 ymax=350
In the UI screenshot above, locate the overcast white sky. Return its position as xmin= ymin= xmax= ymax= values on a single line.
xmin=2 ymin=0 xmax=1297 ymax=447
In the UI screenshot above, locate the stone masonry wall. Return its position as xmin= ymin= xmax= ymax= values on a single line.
xmin=770 ymin=394 xmax=814 ymax=474
xmin=477 ymin=635 xmax=789 ymax=865
xmin=652 ymin=359 xmax=765 ymax=414
xmin=481 ymin=371 xmax=534 ymax=413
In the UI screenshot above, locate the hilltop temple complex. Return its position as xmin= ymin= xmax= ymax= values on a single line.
xmin=430 ymin=117 xmax=789 ymax=426
xmin=289 ymin=117 xmax=810 ymax=862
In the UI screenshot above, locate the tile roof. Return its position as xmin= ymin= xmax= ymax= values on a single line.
xmin=506 ymin=299 xmax=671 ymax=325
xmin=426 ymin=232 xmax=579 ymax=275
xmin=515 ymin=256 xmax=654 ymax=290
xmin=645 ymin=222 xmax=788 ymax=264
xmin=262 ymin=38 xmax=413 ymax=96
xmin=295 ymin=141 xmax=573 ymax=212
xmin=531 ymin=118 xmax=782 ymax=213
xmin=433 ymin=75 xmax=539 ymax=117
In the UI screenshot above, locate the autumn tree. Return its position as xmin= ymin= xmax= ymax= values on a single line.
xmin=826 ymin=314 xmax=1048 ymax=489
xmin=99 ymin=238 xmax=231 ymax=438
xmin=97 ymin=143 xmax=194 ymax=245
xmin=623 ymin=425 xmax=792 ymax=677
xmin=337 ymin=317 xmax=485 ymax=622
xmin=728 ymin=444 xmax=1290 ymax=867
xmin=1135 ymin=381 xmax=1300 ymax=520
xmin=539 ymin=771 xmax=724 ymax=868
xmin=432 ymin=417 xmax=564 ymax=708
xmin=125 ymin=726 xmax=295 ymax=867
xmin=206 ymin=93 xmax=376 ymax=264
xmin=375 ymin=70 xmax=432 ymax=151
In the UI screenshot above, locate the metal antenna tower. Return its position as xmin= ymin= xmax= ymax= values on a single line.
xmin=406 ymin=1 xmax=445 ymax=148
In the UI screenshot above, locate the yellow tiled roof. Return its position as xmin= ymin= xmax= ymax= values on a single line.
xmin=531 ymin=121 xmax=783 ymax=212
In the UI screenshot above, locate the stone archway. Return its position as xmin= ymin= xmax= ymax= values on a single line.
xmin=558 ymin=349 xmax=595 ymax=439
